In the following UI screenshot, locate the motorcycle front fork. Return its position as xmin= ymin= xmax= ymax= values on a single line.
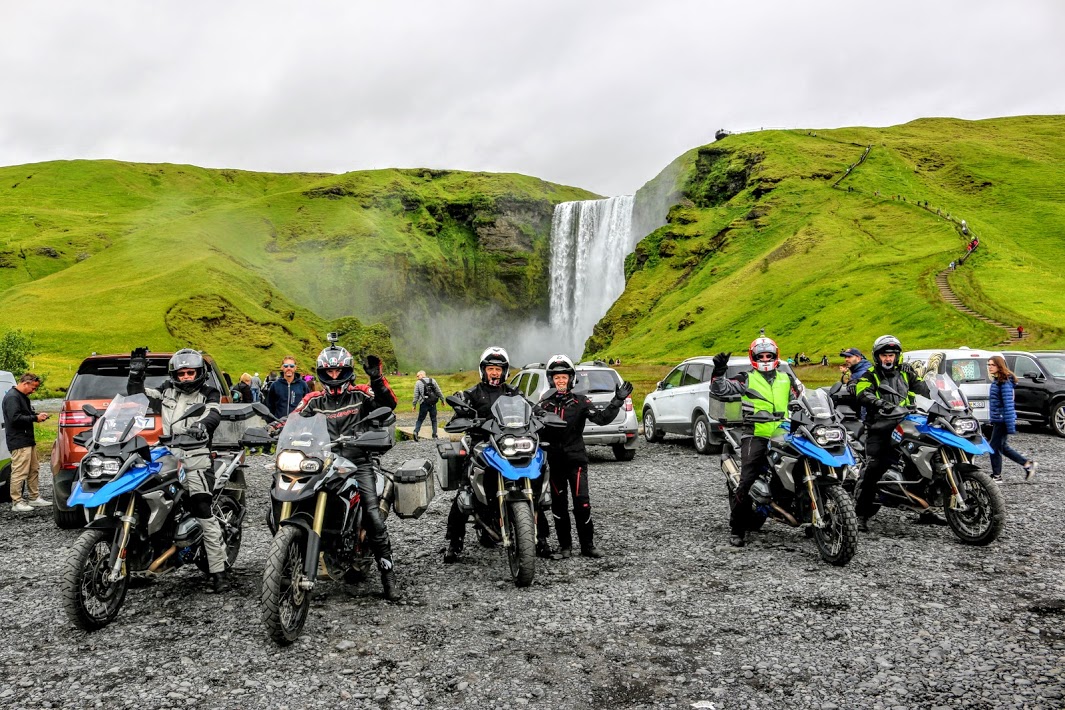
xmin=106 ymin=496 xmax=137 ymax=583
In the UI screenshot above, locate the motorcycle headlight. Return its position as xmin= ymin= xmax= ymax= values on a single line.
xmin=299 ymin=457 xmax=323 ymax=473
xmin=83 ymin=455 xmax=103 ymax=478
xmin=276 ymin=450 xmax=307 ymax=473
xmin=500 ymin=437 xmax=536 ymax=457
xmin=812 ymin=426 xmax=845 ymax=447
xmin=953 ymin=417 xmax=979 ymax=435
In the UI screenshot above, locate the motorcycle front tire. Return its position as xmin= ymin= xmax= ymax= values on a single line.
xmin=945 ymin=467 xmax=1006 ymax=545
xmin=505 ymin=501 xmax=536 ymax=587
xmin=261 ymin=525 xmax=311 ymax=645
xmin=62 ymin=529 xmax=130 ymax=631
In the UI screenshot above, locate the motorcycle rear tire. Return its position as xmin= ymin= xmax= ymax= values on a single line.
xmin=812 ymin=485 xmax=859 ymax=566
xmin=505 ymin=501 xmax=536 ymax=588
xmin=945 ymin=468 xmax=1005 ymax=545
xmin=62 ymin=529 xmax=129 ymax=631
xmin=262 ymin=525 xmax=311 ymax=645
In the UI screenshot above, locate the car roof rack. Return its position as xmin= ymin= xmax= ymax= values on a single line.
xmin=578 ymin=360 xmax=610 ymax=367
xmin=523 ymin=362 xmax=545 ymax=369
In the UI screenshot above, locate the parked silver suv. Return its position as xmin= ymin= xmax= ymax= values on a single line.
xmin=508 ymin=360 xmax=639 ymax=461
xmin=642 ymin=355 xmax=796 ymax=455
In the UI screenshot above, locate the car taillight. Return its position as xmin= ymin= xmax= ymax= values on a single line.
xmin=624 ymin=397 xmax=633 ymax=412
xmin=59 ymin=411 xmax=93 ymax=427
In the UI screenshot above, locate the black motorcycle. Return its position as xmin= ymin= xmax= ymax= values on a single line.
xmin=61 ymin=395 xmax=249 ymax=630
xmin=260 ymin=407 xmax=432 ymax=644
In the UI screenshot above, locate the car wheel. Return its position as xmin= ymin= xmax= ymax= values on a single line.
xmin=53 ymin=484 xmax=84 ymax=529
xmin=642 ymin=409 xmax=663 ymax=443
xmin=612 ymin=444 xmax=636 ymax=462
xmin=0 ymin=462 xmax=10 ymax=504
xmin=693 ymin=414 xmax=714 ymax=455
xmin=1052 ymin=400 xmax=1065 ymax=438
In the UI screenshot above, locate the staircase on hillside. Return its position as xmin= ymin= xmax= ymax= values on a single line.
xmin=935 ymin=270 xmax=1024 ymax=346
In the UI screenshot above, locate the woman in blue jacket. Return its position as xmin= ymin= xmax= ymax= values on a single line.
xmin=987 ymin=355 xmax=1037 ymax=481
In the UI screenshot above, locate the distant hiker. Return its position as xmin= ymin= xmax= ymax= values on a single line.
xmin=411 ymin=370 xmax=444 ymax=441
xmin=950 ymin=261 xmax=956 ymax=271
xmin=250 ymin=372 xmax=262 ymax=402
xmin=820 ymin=354 xmax=829 ymax=366
xmin=1017 ymin=325 xmax=1024 ymax=339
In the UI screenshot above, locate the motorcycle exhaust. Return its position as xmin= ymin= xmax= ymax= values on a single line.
xmin=147 ymin=545 xmax=177 ymax=572
xmin=473 ymin=513 xmax=502 ymax=542
xmin=769 ymin=503 xmax=800 ymax=527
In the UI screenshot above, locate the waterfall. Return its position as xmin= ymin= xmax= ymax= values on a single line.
xmin=548 ymin=196 xmax=636 ymax=359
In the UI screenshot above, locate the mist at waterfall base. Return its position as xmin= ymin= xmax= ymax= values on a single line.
xmin=403 ymin=305 xmax=563 ymax=373
xmin=548 ymin=196 xmax=636 ymax=358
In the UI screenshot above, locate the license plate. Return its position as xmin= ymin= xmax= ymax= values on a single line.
xmin=971 ymin=401 xmax=986 ymax=409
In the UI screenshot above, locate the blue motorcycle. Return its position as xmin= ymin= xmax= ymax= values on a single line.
xmin=720 ymin=388 xmax=860 ymax=566
xmin=60 ymin=394 xmax=249 ymax=630
xmin=861 ymin=373 xmax=1003 ymax=545
xmin=443 ymin=394 xmax=562 ymax=586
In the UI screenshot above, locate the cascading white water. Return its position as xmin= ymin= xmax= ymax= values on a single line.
xmin=548 ymin=196 xmax=636 ymax=358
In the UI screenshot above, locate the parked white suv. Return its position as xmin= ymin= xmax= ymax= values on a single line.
xmin=902 ymin=347 xmax=1001 ymax=424
xmin=642 ymin=355 xmax=796 ymax=455
xmin=508 ymin=361 xmax=639 ymax=461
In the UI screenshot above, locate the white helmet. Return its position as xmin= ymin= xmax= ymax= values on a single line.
xmin=478 ymin=347 xmax=510 ymax=386
xmin=546 ymin=354 xmax=576 ymax=391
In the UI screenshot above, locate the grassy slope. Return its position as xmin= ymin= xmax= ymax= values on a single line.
xmin=0 ymin=161 xmax=595 ymax=385
xmin=588 ymin=116 xmax=1065 ymax=365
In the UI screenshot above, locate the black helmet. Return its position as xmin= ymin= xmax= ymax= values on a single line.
xmin=546 ymin=354 xmax=575 ymax=390
xmin=316 ymin=345 xmax=354 ymax=393
xmin=478 ymin=347 xmax=510 ymax=386
xmin=168 ymin=349 xmax=207 ymax=394
xmin=871 ymin=335 xmax=902 ymax=371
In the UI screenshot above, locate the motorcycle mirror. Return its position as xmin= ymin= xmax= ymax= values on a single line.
xmin=251 ymin=402 xmax=277 ymax=421
xmin=173 ymin=403 xmax=207 ymax=423
xmin=82 ymin=403 xmax=101 ymax=418
xmin=655 ymin=381 xmax=664 ymax=391
xmin=788 ymin=401 xmax=803 ymax=413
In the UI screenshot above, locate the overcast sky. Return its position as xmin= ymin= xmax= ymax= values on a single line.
xmin=2 ymin=1 xmax=1062 ymax=196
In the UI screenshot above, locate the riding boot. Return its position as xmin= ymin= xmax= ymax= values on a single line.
xmin=379 ymin=558 xmax=401 ymax=601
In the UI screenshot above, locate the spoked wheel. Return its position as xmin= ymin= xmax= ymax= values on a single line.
xmin=196 ymin=496 xmax=244 ymax=574
xmin=505 ymin=501 xmax=536 ymax=587
xmin=62 ymin=530 xmax=129 ymax=631
xmin=945 ymin=468 xmax=1005 ymax=545
xmin=261 ymin=526 xmax=310 ymax=645
xmin=812 ymin=486 xmax=859 ymax=566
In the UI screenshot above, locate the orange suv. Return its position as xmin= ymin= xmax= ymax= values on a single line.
xmin=51 ymin=351 xmax=232 ymax=527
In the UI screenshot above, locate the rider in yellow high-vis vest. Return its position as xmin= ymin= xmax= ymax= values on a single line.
xmin=710 ymin=337 xmax=800 ymax=547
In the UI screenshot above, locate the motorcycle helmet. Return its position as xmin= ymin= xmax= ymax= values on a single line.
xmin=316 ymin=345 xmax=355 ymax=394
xmin=478 ymin=346 xmax=510 ymax=386
xmin=748 ymin=337 xmax=779 ymax=373
xmin=168 ymin=349 xmax=207 ymax=394
xmin=871 ymin=335 xmax=902 ymax=371
xmin=546 ymin=354 xmax=576 ymax=392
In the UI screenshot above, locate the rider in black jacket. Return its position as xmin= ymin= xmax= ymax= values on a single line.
xmin=537 ymin=354 xmax=633 ymax=559
xmin=443 ymin=347 xmax=554 ymax=561
xmin=290 ymin=346 xmax=401 ymax=600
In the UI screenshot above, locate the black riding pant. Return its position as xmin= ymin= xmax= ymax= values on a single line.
xmin=855 ymin=426 xmax=897 ymax=518
xmin=548 ymin=457 xmax=593 ymax=550
xmin=730 ymin=436 xmax=770 ymax=535
xmin=351 ymin=458 xmax=393 ymax=568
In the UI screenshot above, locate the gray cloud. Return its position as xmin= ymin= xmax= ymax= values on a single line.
xmin=2 ymin=0 xmax=1062 ymax=195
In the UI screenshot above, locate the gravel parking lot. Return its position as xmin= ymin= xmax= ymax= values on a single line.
xmin=1 ymin=429 xmax=1063 ymax=709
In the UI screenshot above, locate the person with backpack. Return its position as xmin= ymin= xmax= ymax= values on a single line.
xmin=412 ymin=370 xmax=445 ymax=441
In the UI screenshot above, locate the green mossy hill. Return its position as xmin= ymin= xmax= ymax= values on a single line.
xmin=587 ymin=116 xmax=1065 ymax=363
xmin=0 ymin=161 xmax=596 ymax=386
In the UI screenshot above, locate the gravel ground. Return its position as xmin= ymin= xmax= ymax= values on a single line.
xmin=1 ymin=428 xmax=1063 ymax=709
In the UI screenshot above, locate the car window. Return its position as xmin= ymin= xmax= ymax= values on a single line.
xmin=514 ymin=373 xmax=529 ymax=395
xmin=1038 ymin=355 xmax=1065 ymax=378
xmin=527 ymin=373 xmax=541 ymax=396
xmin=680 ymin=365 xmax=702 ymax=387
xmin=946 ymin=358 xmax=988 ymax=384
xmin=508 ymin=373 xmax=522 ymax=387
xmin=1013 ymin=356 xmax=1042 ymax=379
xmin=575 ymin=369 xmax=619 ymax=393
xmin=662 ymin=367 xmax=685 ymax=390
xmin=68 ymin=373 xmax=169 ymax=400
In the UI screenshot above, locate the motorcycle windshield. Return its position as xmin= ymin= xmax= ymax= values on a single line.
xmin=801 ymin=389 xmax=835 ymax=420
xmin=491 ymin=395 xmax=532 ymax=430
xmin=923 ymin=373 xmax=969 ymax=413
xmin=94 ymin=393 xmax=151 ymax=446
xmin=277 ymin=413 xmax=332 ymax=457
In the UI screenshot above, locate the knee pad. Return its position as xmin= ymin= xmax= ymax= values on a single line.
xmin=190 ymin=493 xmax=213 ymax=519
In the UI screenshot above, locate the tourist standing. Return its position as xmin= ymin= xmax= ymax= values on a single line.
xmin=3 ymin=373 xmax=51 ymax=511
xmin=987 ymin=356 xmax=1037 ymax=481
xmin=265 ymin=356 xmax=312 ymax=420
xmin=411 ymin=370 xmax=444 ymax=441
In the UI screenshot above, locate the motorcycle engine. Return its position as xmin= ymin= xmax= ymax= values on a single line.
xmin=750 ymin=479 xmax=772 ymax=505
xmin=173 ymin=515 xmax=203 ymax=549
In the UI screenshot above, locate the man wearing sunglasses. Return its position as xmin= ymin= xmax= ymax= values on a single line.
xmin=710 ymin=337 xmax=801 ymax=548
xmin=264 ymin=356 xmax=311 ymax=421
